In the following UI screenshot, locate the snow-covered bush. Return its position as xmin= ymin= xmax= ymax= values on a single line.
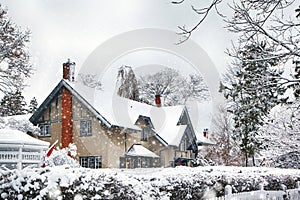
xmin=0 ymin=166 xmax=299 ymax=199
xmin=45 ymin=143 xmax=79 ymax=168
xmin=272 ymin=151 xmax=300 ymax=169
xmin=0 ymin=114 xmax=39 ymax=135
xmin=258 ymin=103 xmax=300 ymax=168
xmin=191 ymin=154 xmax=215 ymax=167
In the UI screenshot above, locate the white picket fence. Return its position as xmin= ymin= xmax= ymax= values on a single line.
xmin=209 ymin=182 xmax=300 ymax=200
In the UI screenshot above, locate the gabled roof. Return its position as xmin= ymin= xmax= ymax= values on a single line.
xmin=110 ymin=97 xmax=190 ymax=146
xmin=126 ymin=144 xmax=159 ymax=158
xmin=31 ymin=79 xmax=197 ymax=147
xmin=29 ymin=80 xmax=111 ymax=128
xmin=135 ymin=115 xmax=154 ymax=129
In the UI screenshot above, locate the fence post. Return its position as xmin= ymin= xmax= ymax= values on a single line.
xmin=281 ymin=184 xmax=287 ymax=192
xmin=281 ymin=184 xmax=288 ymax=200
xmin=225 ymin=185 xmax=232 ymax=197
xmin=259 ymin=183 xmax=264 ymax=191
xmin=296 ymin=181 xmax=300 ymax=189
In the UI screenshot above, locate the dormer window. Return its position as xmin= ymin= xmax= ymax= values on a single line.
xmin=141 ymin=127 xmax=149 ymax=141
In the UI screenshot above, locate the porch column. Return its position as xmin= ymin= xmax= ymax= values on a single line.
xmin=17 ymin=146 xmax=22 ymax=170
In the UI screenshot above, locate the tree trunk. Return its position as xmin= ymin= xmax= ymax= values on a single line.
xmin=245 ymin=152 xmax=248 ymax=167
xmin=252 ymin=155 xmax=255 ymax=167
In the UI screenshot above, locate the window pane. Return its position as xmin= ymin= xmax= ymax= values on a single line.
xmin=141 ymin=128 xmax=148 ymax=141
xmin=40 ymin=125 xmax=50 ymax=137
xmin=88 ymin=157 xmax=95 ymax=168
xmin=80 ymin=156 xmax=102 ymax=169
xmin=80 ymin=157 xmax=88 ymax=168
xmin=80 ymin=120 xmax=92 ymax=136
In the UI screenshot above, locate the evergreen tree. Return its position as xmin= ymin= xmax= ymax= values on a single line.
xmin=28 ymin=97 xmax=38 ymax=114
xmin=116 ymin=65 xmax=139 ymax=101
xmin=0 ymin=90 xmax=27 ymax=116
xmin=0 ymin=4 xmax=32 ymax=95
xmin=221 ymin=43 xmax=284 ymax=166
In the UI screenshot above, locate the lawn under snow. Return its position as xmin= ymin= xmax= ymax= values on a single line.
xmin=0 ymin=166 xmax=299 ymax=199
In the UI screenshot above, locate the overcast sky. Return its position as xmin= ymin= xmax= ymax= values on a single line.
xmin=1 ymin=0 xmax=234 ymax=102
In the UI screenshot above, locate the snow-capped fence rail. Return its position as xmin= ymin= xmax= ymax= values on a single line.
xmin=209 ymin=182 xmax=300 ymax=200
xmin=0 ymin=151 xmax=18 ymax=161
xmin=0 ymin=150 xmax=43 ymax=169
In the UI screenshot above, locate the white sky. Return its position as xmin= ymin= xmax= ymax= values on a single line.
xmin=1 ymin=0 xmax=233 ymax=100
xmin=1 ymin=0 xmax=234 ymax=133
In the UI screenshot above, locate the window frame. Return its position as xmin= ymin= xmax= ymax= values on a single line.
xmin=39 ymin=124 xmax=51 ymax=137
xmin=79 ymin=156 xmax=102 ymax=169
xmin=141 ymin=127 xmax=148 ymax=141
xmin=80 ymin=120 xmax=92 ymax=136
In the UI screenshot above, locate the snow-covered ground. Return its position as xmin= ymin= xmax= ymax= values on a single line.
xmin=0 ymin=166 xmax=299 ymax=199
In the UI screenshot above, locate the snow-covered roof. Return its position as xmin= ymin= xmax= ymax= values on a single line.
xmin=30 ymin=80 xmax=112 ymax=128
xmin=105 ymin=96 xmax=188 ymax=146
xmin=197 ymin=137 xmax=215 ymax=146
xmin=31 ymin=80 xmax=193 ymax=147
xmin=0 ymin=129 xmax=49 ymax=147
xmin=126 ymin=144 xmax=159 ymax=158
xmin=1 ymin=114 xmax=32 ymax=121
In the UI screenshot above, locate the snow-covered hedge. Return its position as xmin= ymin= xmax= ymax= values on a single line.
xmin=0 ymin=166 xmax=299 ymax=199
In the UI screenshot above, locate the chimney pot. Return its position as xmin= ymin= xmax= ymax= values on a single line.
xmin=63 ymin=59 xmax=75 ymax=82
xmin=155 ymin=94 xmax=161 ymax=107
xmin=203 ymin=128 xmax=208 ymax=138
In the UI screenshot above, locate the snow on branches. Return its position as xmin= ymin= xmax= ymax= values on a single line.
xmin=221 ymin=43 xmax=284 ymax=166
xmin=115 ymin=66 xmax=209 ymax=106
xmin=0 ymin=4 xmax=32 ymax=95
xmin=138 ymin=67 xmax=209 ymax=106
xmin=44 ymin=143 xmax=79 ymax=168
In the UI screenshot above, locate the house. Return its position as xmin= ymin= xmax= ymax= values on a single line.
xmin=29 ymin=60 xmax=198 ymax=168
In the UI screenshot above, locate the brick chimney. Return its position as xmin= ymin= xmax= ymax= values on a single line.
xmin=63 ymin=59 xmax=75 ymax=82
xmin=61 ymin=59 xmax=74 ymax=148
xmin=203 ymin=128 xmax=208 ymax=138
xmin=155 ymin=94 xmax=161 ymax=107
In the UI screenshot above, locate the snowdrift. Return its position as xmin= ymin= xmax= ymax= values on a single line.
xmin=0 ymin=166 xmax=299 ymax=199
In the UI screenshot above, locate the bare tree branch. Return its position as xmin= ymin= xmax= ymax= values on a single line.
xmin=174 ymin=0 xmax=224 ymax=44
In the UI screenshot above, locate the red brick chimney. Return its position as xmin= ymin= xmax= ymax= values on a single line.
xmin=203 ymin=128 xmax=208 ymax=138
xmin=61 ymin=59 xmax=74 ymax=148
xmin=155 ymin=94 xmax=161 ymax=107
xmin=63 ymin=59 xmax=75 ymax=82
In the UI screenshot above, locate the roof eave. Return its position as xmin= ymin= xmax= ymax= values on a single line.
xmin=29 ymin=80 xmax=65 ymax=125
xmin=29 ymin=79 xmax=112 ymax=128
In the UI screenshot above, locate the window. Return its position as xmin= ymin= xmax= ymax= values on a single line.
xmin=80 ymin=156 xmax=102 ymax=168
xmin=40 ymin=124 xmax=50 ymax=137
xmin=180 ymin=137 xmax=188 ymax=151
xmin=80 ymin=120 xmax=92 ymax=136
xmin=141 ymin=127 xmax=148 ymax=141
